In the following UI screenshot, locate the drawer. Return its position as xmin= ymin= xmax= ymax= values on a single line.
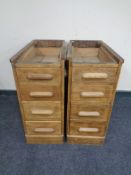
xmin=70 ymin=103 xmax=111 ymax=121
xmin=16 ymin=68 xmax=61 ymax=85
xmin=22 ymin=101 xmax=61 ymax=121
xmin=71 ymin=84 xmax=114 ymax=103
xmin=67 ymin=135 xmax=104 ymax=144
xmin=25 ymin=135 xmax=64 ymax=144
xmin=69 ymin=121 xmax=106 ymax=137
xmin=72 ymin=67 xmax=117 ymax=84
xmin=19 ymin=83 xmax=61 ymax=101
xmin=25 ymin=121 xmax=61 ymax=135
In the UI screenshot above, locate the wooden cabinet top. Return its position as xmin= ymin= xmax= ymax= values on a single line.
xmin=68 ymin=40 xmax=124 ymax=67
xmin=10 ymin=40 xmax=66 ymax=67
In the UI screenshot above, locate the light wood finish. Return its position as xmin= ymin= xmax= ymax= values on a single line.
xmin=25 ymin=121 xmax=61 ymax=135
xmin=67 ymin=40 xmax=124 ymax=144
xmin=78 ymin=127 xmax=99 ymax=132
xmin=16 ymin=48 xmax=61 ymax=65
xmin=34 ymin=128 xmax=55 ymax=133
xmin=26 ymin=135 xmax=64 ymax=144
xmin=78 ymin=111 xmax=100 ymax=117
xmin=16 ymin=68 xmax=61 ymax=85
xmin=27 ymin=73 xmax=53 ymax=80
xmin=72 ymin=67 xmax=117 ymax=83
xmin=82 ymin=72 xmax=108 ymax=79
xmin=69 ymin=121 xmax=106 ymax=136
xmin=10 ymin=40 xmax=65 ymax=144
xmin=22 ymin=101 xmax=61 ymax=121
xmin=67 ymin=135 xmax=104 ymax=144
xmin=72 ymin=47 xmax=117 ymax=64
xmin=70 ymin=103 xmax=111 ymax=121
xmin=19 ymin=83 xmax=60 ymax=101
xmin=73 ymin=48 xmax=99 ymax=57
xmin=71 ymin=84 xmax=114 ymax=104
xmin=12 ymin=40 xmax=64 ymax=68
xmin=29 ymin=91 xmax=54 ymax=97
xmin=36 ymin=47 xmax=60 ymax=56
xmin=80 ymin=91 xmax=104 ymax=97
xmin=31 ymin=109 xmax=53 ymax=115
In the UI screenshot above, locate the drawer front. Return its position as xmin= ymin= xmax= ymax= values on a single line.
xmin=22 ymin=101 xmax=61 ymax=121
xmin=25 ymin=135 xmax=63 ymax=144
xmin=69 ymin=121 xmax=106 ymax=137
xmin=71 ymin=85 xmax=114 ymax=103
xmin=25 ymin=121 xmax=61 ymax=135
xmin=70 ymin=103 xmax=111 ymax=121
xmin=19 ymin=83 xmax=61 ymax=101
xmin=72 ymin=67 xmax=117 ymax=84
xmin=16 ymin=68 xmax=61 ymax=85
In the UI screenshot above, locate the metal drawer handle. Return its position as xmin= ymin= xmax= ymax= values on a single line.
xmin=34 ymin=128 xmax=55 ymax=133
xmin=29 ymin=92 xmax=53 ymax=97
xmin=78 ymin=127 xmax=99 ymax=132
xmin=80 ymin=92 xmax=104 ymax=97
xmin=31 ymin=109 xmax=54 ymax=115
xmin=82 ymin=73 xmax=108 ymax=79
xmin=27 ymin=73 xmax=53 ymax=80
xmin=78 ymin=111 xmax=100 ymax=117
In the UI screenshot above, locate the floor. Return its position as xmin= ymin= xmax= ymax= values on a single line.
xmin=0 ymin=92 xmax=131 ymax=175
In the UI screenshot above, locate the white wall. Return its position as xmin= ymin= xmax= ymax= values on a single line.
xmin=0 ymin=0 xmax=131 ymax=90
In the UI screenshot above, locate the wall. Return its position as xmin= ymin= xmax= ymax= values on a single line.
xmin=0 ymin=0 xmax=131 ymax=90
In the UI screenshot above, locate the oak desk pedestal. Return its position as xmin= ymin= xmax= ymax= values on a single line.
xmin=10 ymin=40 xmax=65 ymax=144
xmin=67 ymin=40 xmax=124 ymax=144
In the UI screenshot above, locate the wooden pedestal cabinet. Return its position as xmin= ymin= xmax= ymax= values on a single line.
xmin=67 ymin=40 xmax=124 ymax=144
xmin=10 ymin=40 xmax=65 ymax=144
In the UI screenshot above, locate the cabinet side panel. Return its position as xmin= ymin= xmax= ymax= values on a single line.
xmin=11 ymin=65 xmax=27 ymax=134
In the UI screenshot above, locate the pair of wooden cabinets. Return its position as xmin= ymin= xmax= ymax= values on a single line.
xmin=10 ymin=40 xmax=124 ymax=144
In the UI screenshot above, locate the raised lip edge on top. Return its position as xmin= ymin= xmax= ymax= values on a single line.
xmin=67 ymin=40 xmax=124 ymax=64
xmin=10 ymin=40 xmax=66 ymax=65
